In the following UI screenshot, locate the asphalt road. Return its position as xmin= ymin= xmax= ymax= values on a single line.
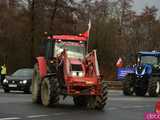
xmin=0 ymin=89 xmax=158 ymax=120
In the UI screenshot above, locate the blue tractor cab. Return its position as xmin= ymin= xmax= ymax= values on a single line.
xmin=123 ymin=51 xmax=160 ymax=97
xmin=136 ymin=51 xmax=160 ymax=77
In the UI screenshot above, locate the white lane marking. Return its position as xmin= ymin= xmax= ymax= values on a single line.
xmin=107 ymin=107 xmax=117 ymax=110
xmin=53 ymin=113 xmax=65 ymax=116
xmin=110 ymin=97 xmax=157 ymax=102
xmin=122 ymin=105 xmax=144 ymax=109
xmin=121 ymin=106 xmax=132 ymax=109
xmin=0 ymin=117 xmax=21 ymax=120
xmin=27 ymin=115 xmax=48 ymax=118
xmin=133 ymin=105 xmax=144 ymax=108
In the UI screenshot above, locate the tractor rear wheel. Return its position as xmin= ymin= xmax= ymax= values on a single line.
xmin=73 ymin=96 xmax=87 ymax=107
xmin=32 ymin=64 xmax=41 ymax=103
xmin=148 ymin=77 xmax=160 ymax=97
xmin=123 ymin=74 xmax=134 ymax=96
xmin=41 ymin=77 xmax=60 ymax=107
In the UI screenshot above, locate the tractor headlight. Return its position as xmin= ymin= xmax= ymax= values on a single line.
xmin=3 ymin=79 xmax=8 ymax=83
xmin=72 ymin=71 xmax=77 ymax=76
xmin=141 ymin=69 xmax=145 ymax=75
xmin=23 ymin=80 xmax=27 ymax=84
xmin=79 ymin=72 xmax=84 ymax=77
xmin=86 ymin=81 xmax=94 ymax=85
xmin=71 ymin=71 xmax=84 ymax=77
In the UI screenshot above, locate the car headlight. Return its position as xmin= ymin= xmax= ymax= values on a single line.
xmin=20 ymin=81 xmax=23 ymax=84
xmin=72 ymin=71 xmax=77 ymax=76
xmin=23 ymin=80 xmax=27 ymax=84
xmin=3 ymin=79 xmax=8 ymax=83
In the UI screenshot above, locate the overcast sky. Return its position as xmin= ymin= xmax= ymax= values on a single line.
xmin=133 ymin=0 xmax=160 ymax=16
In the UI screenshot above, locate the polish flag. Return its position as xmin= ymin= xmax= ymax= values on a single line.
xmin=80 ymin=20 xmax=91 ymax=39
xmin=116 ymin=57 xmax=123 ymax=68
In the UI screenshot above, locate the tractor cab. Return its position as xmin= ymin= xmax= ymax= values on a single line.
xmin=42 ymin=34 xmax=87 ymax=60
xmin=54 ymin=40 xmax=86 ymax=59
xmin=136 ymin=51 xmax=160 ymax=76
xmin=137 ymin=51 xmax=160 ymax=65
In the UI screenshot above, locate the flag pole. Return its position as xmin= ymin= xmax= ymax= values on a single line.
xmin=87 ymin=19 xmax=91 ymax=54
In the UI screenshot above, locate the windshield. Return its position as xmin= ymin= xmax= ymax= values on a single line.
xmin=54 ymin=42 xmax=85 ymax=59
xmin=12 ymin=69 xmax=33 ymax=77
xmin=140 ymin=56 xmax=158 ymax=65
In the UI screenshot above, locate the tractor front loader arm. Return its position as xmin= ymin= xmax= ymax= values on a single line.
xmin=85 ymin=50 xmax=100 ymax=78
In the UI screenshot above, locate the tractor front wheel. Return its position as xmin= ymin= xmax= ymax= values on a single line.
xmin=41 ymin=77 xmax=60 ymax=107
xmin=123 ymin=74 xmax=134 ymax=96
xmin=135 ymin=86 xmax=147 ymax=96
xmin=95 ymin=81 xmax=108 ymax=110
xmin=86 ymin=81 xmax=108 ymax=110
xmin=73 ymin=96 xmax=87 ymax=107
xmin=148 ymin=77 xmax=160 ymax=97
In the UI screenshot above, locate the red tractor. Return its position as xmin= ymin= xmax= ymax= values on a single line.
xmin=32 ymin=31 xmax=108 ymax=110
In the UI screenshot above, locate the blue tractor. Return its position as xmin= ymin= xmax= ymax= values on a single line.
xmin=123 ymin=51 xmax=160 ymax=97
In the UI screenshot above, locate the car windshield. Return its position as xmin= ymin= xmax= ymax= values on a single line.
xmin=54 ymin=42 xmax=85 ymax=59
xmin=140 ymin=56 xmax=158 ymax=65
xmin=12 ymin=69 xmax=33 ymax=77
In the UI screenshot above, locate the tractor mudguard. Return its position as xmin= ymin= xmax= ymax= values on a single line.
xmin=36 ymin=56 xmax=47 ymax=79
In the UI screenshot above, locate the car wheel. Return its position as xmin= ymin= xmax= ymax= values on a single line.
xmin=4 ymin=88 xmax=10 ymax=93
xmin=29 ymin=85 xmax=32 ymax=94
xmin=24 ymin=86 xmax=32 ymax=94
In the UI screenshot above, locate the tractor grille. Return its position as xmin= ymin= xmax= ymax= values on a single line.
xmin=71 ymin=86 xmax=93 ymax=94
xmin=137 ymin=66 xmax=144 ymax=74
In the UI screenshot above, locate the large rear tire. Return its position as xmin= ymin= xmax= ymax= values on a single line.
xmin=123 ymin=74 xmax=134 ymax=96
xmin=41 ymin=77 xmax=60 ymax=107
xmin=32 ymin=64 xmax=41 ymax=103
xmin=148 ymin=77 xmax=160 ymax=97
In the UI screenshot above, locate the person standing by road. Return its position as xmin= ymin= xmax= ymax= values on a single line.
xmin=1 ymin=64 xmax=7 ymax=85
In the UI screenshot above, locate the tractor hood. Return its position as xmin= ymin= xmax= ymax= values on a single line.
xmin=69 ymin=58 xmax=82 ymax=65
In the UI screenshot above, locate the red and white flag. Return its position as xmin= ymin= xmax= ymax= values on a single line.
xmin=80 ymin=20 xmax=91 ymax=39
xmin=116 ymin=57 xmax=123 ymax=68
